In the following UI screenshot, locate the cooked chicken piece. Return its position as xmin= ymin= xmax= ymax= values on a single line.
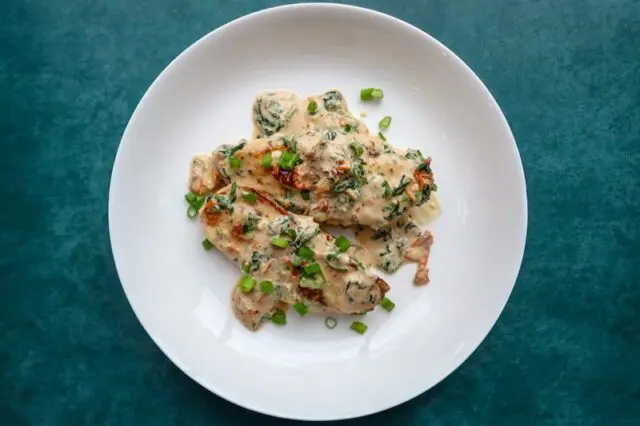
xmin=209 ymin=131 xmax=435 ymax=230
xmin=189 ymin=154 xmax=223 ymax=195
xmin=200 ymin=184 xmax=390 ymax=330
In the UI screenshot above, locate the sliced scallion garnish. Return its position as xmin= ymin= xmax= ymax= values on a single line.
xmin=335 ymin=236 xmax=351 ymax=253
xmin=278 ymin=151 xmax=299 ymax=170
xmin=202 ymin=239 xmax=214 ymax=251
xmin=242 ymin=191 xmax=257 ymax=204
xmin=185 ymin=192 xmax=196 ymax=204
xmin=259 ymin=281 xmax=274 ymax=293
xmin=379 ymin=116 xmax=392 ymax=130
xmin=296 ymin=246 xmax=314 ymax=261
xmin=378 ymin=131 xmax=387 ymax=141
xmin=262 ymin=152 xmax=273 ymax=168
xmin=187 ymin=205 xmax=198 ymax=219
xmin=271 ymin=309 xmax=287 ymax=325
xmin=271 ymin=237 xmax=290 ymax=248
xmin=360 ymin=88 xmax=384 ymax=101
xmin=380 ymin=297 xmax=395 ymax=312
xmin=307 ymin=100 xmax=318 ymax=114
xmin=238 ymin=275 xmax=256 ymax=293
xmin=229 ymin=156 xmax=241 ymax=169
xmin=293 ymin=302 xmax=308 ymax=316
xmin=349 ymin=142 xmax=364 ymax=157
xmin=325 ymin=317 xmax=338 ymax=329
xmin=350 ymin=321 xmax=368 ymax=334
xmin=303 ymin=262 xmax=321 ymax=275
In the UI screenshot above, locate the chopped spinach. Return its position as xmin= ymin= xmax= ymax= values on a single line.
xmin=243 ymin=251 xmax=262 ymax=273
xmin=416 ymin=182 xmax=437 ymax=206
xmin=285 ymin=105 xmax=297 ymax=120
xmin=219 ymin=141 xmax=246 ymax=158
xmin=211 ymin=182 xmax=237 ymax=212
xmin=243 ymin=214 xmax=260 ymax=235
xmin=403 ymin=221 xmax=417 ymax=232
xmin=392 ymin=175 xmax=411 ymax=196
xmin=332 ymin=178 xmax=359 ymax=193
xmin=212 ymin=194 xmax=233 ymax=212
xmin=254 ymin=98 xmax=286 ymax=137
xmin=268 ymin=216 xmax=291 ymax=235
xmin=417 ymin=161 xmax=432 ymax=173
xmin=325 ymin=253 xmax=348 ymax=272
xmin=282 ymin=136 xmax=297 ymax=153
xmin=349 ymin=142 xmax=364 ymax=157
xmin=292 ymin=226 xmax=320 ymax=249
xmin=229 ymin=182 xmax=237 ymax=203
xmin=322 ymin=90 xmax=343 ymax=110
xmin=371 ymin=228 xmax=392 ymax=242
xmin=345 ymin=281 xmax=368 ymax=303
xmin=300 ymin=273 xmax=325 ymax=289
xmin=285 ymin=188 xmax=295 ymax=199
xmin=351 ymin=161 xmax=368 ymax=185
xmin=405 ymin=149 xmax=424 ymax=161
xmin=324 ymin=131 xmax=337 ymax=141
xmin=332 ymin=160 xmax=367 ymax=193
xmin=382 ymin=180 xmax=393 ymax=198
xmin=383 ymin=200 xmax=405 ymax=221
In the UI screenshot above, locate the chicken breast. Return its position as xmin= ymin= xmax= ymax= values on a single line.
xmin=210 ymin=130 xmax=436 ymax=230
xmin=200 ymin=183 xmax=390 ymax=330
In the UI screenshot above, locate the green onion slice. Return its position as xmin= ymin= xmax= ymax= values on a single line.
xmin=293 ymin=302 xmax=308 ymax=316
xmin=303 ymin=262 xmax=321 ymax=275
xmin=262 ymin=152 xmax=273 ymax=168
xmin=307 ymin=100 xmax=318 ymax=114
xmin=379 ymin=116 xmax=392 ymax=130
xmin=325 ymin=317 xmax=338 ymax=329
xmin=229 ymin=156 xmax=241 ymax=169
xmin=325 ymin=253 xmax=348 ymax=271
xmin=278 ymin=151 xmax=299 ymax=170
xmin=380 ymin=297 xmax=395 ymax=312
xmin=242 ymin=191 xmax=257 ymax=204
xmin=187 ymin=205 xmax=198 ymax=219
xmin=185 ymin=192 xmax=196 ymax=204
xmin=349 ymin=142 xmax=364 ymax=157
xmin=259 ymin=281 xmax=274 ymax=293
xmin=335 ymin=236 xmax=351 ymax=253
xmin=202 ymin=239 xmax=214 ymax=251
xmin=271 ymin=237 xmax=290 ymax=248
xmin=238 ymin=275 xmax=256 ymax=293
xmin=378 ymin=131 xmax=387 ymax=141
xmin=271 ymin=309 xmax=287 ymax=325
xmin=296 ymin=246 xmax=314 ymax=261
xmin=350 ymin=321 xmax=368 ymax=334
xmin=360 ymin=88 xmax=384 ymax=101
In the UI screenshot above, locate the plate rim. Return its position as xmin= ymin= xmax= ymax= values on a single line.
xmin=109 ymin=2 xmax=528 ymax=420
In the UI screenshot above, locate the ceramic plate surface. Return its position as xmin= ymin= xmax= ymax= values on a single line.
xmin=109 ymin=3 xmax=527 ymax=420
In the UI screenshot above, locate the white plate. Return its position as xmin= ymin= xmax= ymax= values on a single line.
xmin=109 ymin=3 xmax=527 ymax=420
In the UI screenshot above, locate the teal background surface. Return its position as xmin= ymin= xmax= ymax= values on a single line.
xmin=1 ymin=0 xmax=639 ymax=424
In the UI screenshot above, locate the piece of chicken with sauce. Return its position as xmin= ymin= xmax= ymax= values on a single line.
xmin=200 ymin=183 xmax=390 ymax=330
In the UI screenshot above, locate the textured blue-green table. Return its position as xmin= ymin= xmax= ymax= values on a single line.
xmin=2 ymin=1 xmax=639 ymax=424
